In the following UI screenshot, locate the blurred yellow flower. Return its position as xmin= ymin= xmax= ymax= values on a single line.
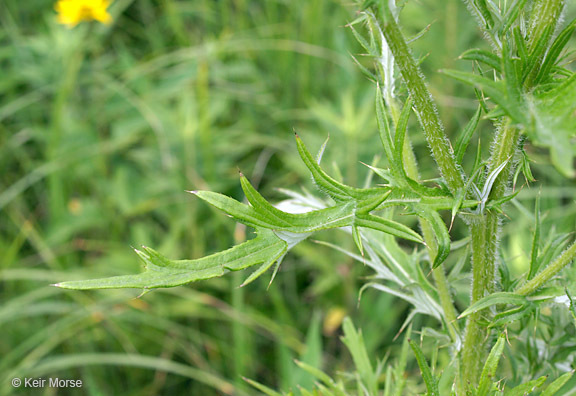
xmin=55 ymin=0 xmax=112 ymax=28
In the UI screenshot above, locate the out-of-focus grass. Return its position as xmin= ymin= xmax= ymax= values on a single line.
xmin=1 ymin=0 xmax=575 ymax=394
xmin=0 ymin=0 xmax=407 ymax=394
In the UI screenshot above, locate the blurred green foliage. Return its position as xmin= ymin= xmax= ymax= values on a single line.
xmin=1 ymin=0 xmax=575 ymax=395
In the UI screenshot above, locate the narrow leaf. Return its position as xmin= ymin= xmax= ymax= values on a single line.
xmin=476 ymin=335 xmax=506 ymax=396
xmin=415 ymin=209 xmax=451 ymax=269
xmin=460 ymin=49 xmax=502 ymax=72
xmin=528 ymin=195 xmax=541 ymax=280
xmin=355 ymin=214 xmax=424 ymax=244
xmin=409 ymin=339 xmax=439 ymax=396
xmin=455 ymin=105 xmax=482 ymax=164
xmin=56 ymin=230 xmax=287 ymax=290
xmin=458 ymin=292 xmax=527 ymax=319
xmin=243 ymin=377 xmax=284 ymax=396
xmin=505 ymin=377 xmax=547 ymax=396
xmin=541 ymin=371 xmax=575 ymax=396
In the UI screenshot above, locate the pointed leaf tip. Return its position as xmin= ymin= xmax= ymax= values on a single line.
xmin=186 ymin=190 xmax=198 ymax=195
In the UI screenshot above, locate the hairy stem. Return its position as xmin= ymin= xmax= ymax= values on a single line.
xmin=460 ymin=213 xmax=499 ymax=392
xmin=378 ymin=4 xmax=464 ymax=194
xmin=516 ymin=240 xmax=576 ymax=296
xmin=375 ymin=1 xmax=461 ymax=343
xmin=401 ymin=133 xmax=460 ymax=340
xmin=459 ymin=122 xmax=519 ymax=393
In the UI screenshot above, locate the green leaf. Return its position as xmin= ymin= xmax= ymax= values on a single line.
xmin=459 ymin=49 xmax=502 ymax=73
xmin=349 ymin=22 xmax=378 ymax=56
xmin=500 ymin=0 xmax=529 ymax=34
xmin=295 ymin=134 xmax=388 ymax=202
xmin=541 ymin=371 xmax=575 ymax=396
xmin=470 ymin=0 xmax=495 ymax=29
xmin=243 ymin=377 xmax=284 ymax=396
xmin=240 ymin=174 xmax=294 ymax=227
xmin=442 ymin=69 xmax=525 ymax=123
xmin=294 ymin=360 xmax=334 ymax=390
xmin=376 ymin=85 xmax=396 ymax=167
xmin=458 ymin=292 xmax=527 ymax=319
xmin=341 ymin=317 xmax=378 ymax=395
xmin=455 ymin=105 xmax=482 ymax=165
xmin=414 ymin=209 xmax=451 ymax=269
xmin=355 ymin=214 xmax=424 ymax=244
xmin=527 ymin=74 xmax=576 ymax=178
xmin=193 ymin=190 xmax=283 ymax=229
xmin=352 ymin=226 xmax=364 ymax=256
xmin=295 ymin=134 xmax=355 ymax=201
xmin=505 ymin=376 xmax=547 ymax=396
xmin=489 ymin=304 xmax=534 ymax=328
xmin=408 ymin=339 xmax=439 ymax=396
xmin=394 ymin=96 xmax=413 ymax=169
xmin=523 ymin=24 xmax=554 ymax=86
xmin=394 ymin=325 xmax=412 ymax=396
xmin=535 ymin=19 xmax=576 ymax=85
xmin=502 ymin=39 xmax=522 ymax=108
xmin=528 ymin=195 xmax=541 ymax=280
xmin=476 ymin=334 xmax=506 ymax=396
xmin=55 ymin=230 xmax=287 ymax=290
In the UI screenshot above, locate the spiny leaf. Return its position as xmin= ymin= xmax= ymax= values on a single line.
xmin=490 ymin=303 xmax=534 ymax=328
xmin=196 ymin=188 xmax=355 ymax=233
xmin=441 ymin=69 xmax=525 ymax=123
xmin=414 ymin=209 xmax=450 ymax=269
xmin=505 ymin=376 xmax=547 ymax=396
xmin=473 ymin=0 xmax=494 ymax=29
xmin=240 ymin=252 xmax=287 ymax=288
xmin=528 ymin=195 xmax=541 ymax=280
xmin=394 ymin=96 xmax=412 ymax=168
xmin=355 ymin=214 xmax=424 ymax=244
xmin=458 ymin=292 xmax=527 ymax=319
xmin=535 ymin=19 xmax=576 ymax=85
xmin=295 ymin=133 xmax=387 ymax=201
xmin=455 ymin=105 xmax=482 ymax=165
xmin=55 ymin=230 xmax=287 ymax=290
xmin=500 ymin=0 xmax=529 ymax=35
xmin=541 ymin=371 xmax=575 ymax=396
xmin=527 ymin=74 xmax=576 ymax=178
xmin=523 ymin=24 xmax=554 ymax=86
xmin=349 ymin=22 xmax=378 ymax=56
xmin=476 ymin=334 xmax=506 ymax=396
xmin=240 ymin=174 xmax=294 ymax=227
xmin=341 ymin=317 xmax=378 ymax=395
xmin=408 ymin=339 xmax=439 ymax=396
xmin=243 ymin=377 xmax=284 ymax=396
xmin=502 ymin=39 xmax=522 ymax=108
xmin=294 ymin=360 xmax=339 ymax=391
xmin=352 ymin=226 xmax=364 ymax=256
xmin=192 ymin=190 xmax=284 ymax=229
xmin=459 ymin=49 xmax=502 ymax=73
xmin=375 ymin=85 xmax=396 ymax=166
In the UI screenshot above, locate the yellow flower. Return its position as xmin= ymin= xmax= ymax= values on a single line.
xmin=55 ymin=0 xmax=112 ymax=28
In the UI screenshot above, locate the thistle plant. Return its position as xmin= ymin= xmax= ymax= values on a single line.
xmin=55 ymin=0 xmax=576 ymax=394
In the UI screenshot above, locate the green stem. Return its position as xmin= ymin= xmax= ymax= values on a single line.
xmin=460 ymin=123 xmax=519 ymax=393
xmin=489 ymin=123 xmax=520 ymax=199
xmin=401 ymin=134 xmax=460 ymax=339
xmin=516 ymin=240 xmax=576 ymax=296
xmin=376 ymin=4 xmax=461 ymax=342
xmin=421 ymin=220 xmax=460 ymax=339
xmin=460 ymin=213 xmax=499 ymax=392
xmin=379 ymin=4 xmax=464 ymax=195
